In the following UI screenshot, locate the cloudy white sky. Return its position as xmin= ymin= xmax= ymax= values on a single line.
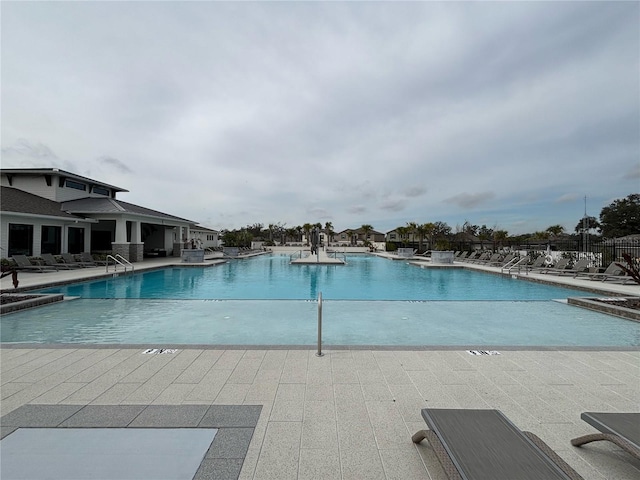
xmin=2 ymin=1 xmax=638 ymax=234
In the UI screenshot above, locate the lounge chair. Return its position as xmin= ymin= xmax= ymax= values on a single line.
xmin=473 ymin=253 xmax=502 ymax=265
xmin=455 ymin=252 xmax=469 ymax=261
xmin=526 ymin=255 xmax=552 ymax=273
xmin=571 ymin=412 xmax=639 ymax=460
xmin=461 ymin=251 xmax=479 ymax=262
xmin=41 ymin=253 xmax=82 ymax=270
xmin=538 ymin=258 xmax=571 ymax=275
xmin=412 ymin=409 xmax=583 ymax=479
xmin=490 ymin=253 xmax=515 ymax=267
xmin=573 ymin=262 xmax=624 ymax=281
xmin=79 ymin=252 xmax=107 ymax=266
xmin=62 ymin=252 xmax=96 ymax=267
xmin=550 ymin=258 xmax=591 ymax=277
xmin=12 ymin=254 xmax=57 ymax=272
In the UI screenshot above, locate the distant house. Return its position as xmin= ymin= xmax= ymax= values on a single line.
xmin=335 ymin=228 xmax=385 ymax=245
xmin=0 ymin=168 xmax=204 ymax=261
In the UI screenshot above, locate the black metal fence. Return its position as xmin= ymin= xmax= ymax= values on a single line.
xmin=394 ymin=238 xmax=640 ymax=268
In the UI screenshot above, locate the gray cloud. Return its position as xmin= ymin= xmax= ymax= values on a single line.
xmin=404 ymin=186 xmax=427 ymax=198
xmin=1 ymin=1 xmax=637 ymax=234
xmin=99 ymin=156 xmax=133 ymax=174
xmin=445 ymin=192 xmax=496 ymax=209
xmin=379 ymin=199 xmax=407 ymax=212
xmin=624 ymin=164 xmax=640 ymax=180
xmin=555 ymin=194 xmax=579 ymax=204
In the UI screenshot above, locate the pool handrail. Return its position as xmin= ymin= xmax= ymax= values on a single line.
xmin=106 ymin=254 xmax=135 ymax=274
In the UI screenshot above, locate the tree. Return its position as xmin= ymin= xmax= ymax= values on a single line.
xmin=421 ymin=222 xmax=436 ymax=251
xmin=302 ymin=223 xmax=313 ymax=246
xmin=477 ymin=225 xmax=493 ymax=249
xmin=599 ymin=193 xmax=640 ymax=238
xmin=493 ymin=230 xmax=509 ymax=249
xmin=546 ymin=225 xmax=564 ymax=237
xmin=324 ymin=222 xmax=334 ymax=246
xmin=360 ymin=224 xmax=373 ymax=245
xmin=574 ymin=216 xmax=600 ymax=234
xmin=395 ymin=226 xmax=409 ymax=247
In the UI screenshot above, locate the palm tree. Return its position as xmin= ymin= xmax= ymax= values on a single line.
xmin=360 ymin=224 xmax=373 ymax=245
xmin=324 ymin=221 xmax=334 ymax=246
xmin=415 ymin=223 xmax=431 ymax=253
xmin=493 ymin=230 xmax=508 ymax=250
xmin=396 ymin=226 xmax=408 ymax=247
xmin=302 ymin=223 xmax=313 ymax=246
xmin=406 ymin=222 xmax=418 ymax=248
xmin=421 ymin=222 xmax=436 ymax=251
xmin=285 ymin=228 xmax=297 ymax=244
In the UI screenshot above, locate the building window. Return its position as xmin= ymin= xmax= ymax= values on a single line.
xmin=68 ymin=227 xmax=85 ymax=254
xmin=92 ymin=186 xmax=110 ymax=196
xmin=65 ymin=179 xmax=86 ymax=191
xmin=390 ymin=234 xmax=396 ymax=240
xmin=8 ymin=224 xmax=33 ymax=256
xmin=41 ymin=226 xmax=62 ymax=255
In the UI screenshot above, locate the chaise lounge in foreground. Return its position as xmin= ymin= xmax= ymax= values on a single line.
xmin=571 ymin=412 xmax=640 ymax=460
xmin=412 ymin=408 xmax=583 ymax=479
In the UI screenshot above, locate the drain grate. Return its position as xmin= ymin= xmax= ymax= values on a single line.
xmin=466 ymin=350 xmax=500 ymax=355
xmin=142 ymin=348 xmax=178 ymax=355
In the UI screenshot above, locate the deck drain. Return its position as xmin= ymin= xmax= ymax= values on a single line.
xmin=142 ymin=348 xmax=178 ymax=355
xmin=466 ymin=350 xmax=500 ymax=355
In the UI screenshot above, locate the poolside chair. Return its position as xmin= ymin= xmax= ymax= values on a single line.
xmin=79 ymin=252 xmax=107 ymax=266
xmin=474 ymin=253 xmax=502 ymax=265
xmin=573 ymin=262 xmax=624 ymax=281
xmin=571 ymin=412 xmax=639 ymax=460
xmin=41 ymin=253 xmax=81 ymax=270
xmin=490 ymin=253 xmax=515 ymax=267
xmin=412 ymin=409 xmax=583 ymax=479
xmin=11 ymin=255 xmax=57 ymax=273
xmin=551 ymin=258 xmax=591 ymax=277
xmin=455 ymin=252 xmax=469 ymax=261
xmin=62 ymin=252 xmax=96 ymax=267
xmin=525 ymin=255 xmax=551 ymax=273
xmin=539 ymin=258 xmax=571 ymax=274
xmin=461 ymin=251 xmax=479 ymax=262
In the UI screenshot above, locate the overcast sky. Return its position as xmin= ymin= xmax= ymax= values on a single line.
xmin=2 ymin=1 xmax=638 ymax=235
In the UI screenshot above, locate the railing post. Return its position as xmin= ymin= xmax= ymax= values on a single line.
xmin=316 ymin=292 xmax=324 ymax=357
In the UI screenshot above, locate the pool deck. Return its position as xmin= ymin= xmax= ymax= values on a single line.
xmin=1 ymin=255 xmax=639 ymax=479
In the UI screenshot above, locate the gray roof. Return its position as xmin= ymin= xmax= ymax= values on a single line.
xmin=1 ymin=168 xmax=128 ymax=192
xmin=0 ymin=186 xmax=85 ymax=220
xmin=62 ymin=197 xmax=194 ymax=223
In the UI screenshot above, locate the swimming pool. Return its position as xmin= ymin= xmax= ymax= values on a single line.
xmin=2 ymin=255 xmax=638 ymax=347
xmin=34 ymin=254 xmax=598 ymax=301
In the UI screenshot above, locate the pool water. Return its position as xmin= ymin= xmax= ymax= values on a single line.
xmin=38 ymin=254 xmax=594 ymax=301
xmin=1 ymin=298 xmax=637 ymax=346
xmin=2 ymin=255 xmax=638 ymax=347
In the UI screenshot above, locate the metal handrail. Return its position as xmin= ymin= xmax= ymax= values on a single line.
xmin=289 ymin=250 xmax=308 ymax=262
xmin=327 ymin=251 xmax=347 ymax=263
xmin=106 ymin=254 xmax=134 ymax=273
xmin=316 ymin=292 xmax=323 ymax=357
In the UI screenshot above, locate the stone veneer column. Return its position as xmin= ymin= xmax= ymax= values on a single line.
xmin=129 ymin=243 xmax=144 ymax=262
xmin=111 ymin=243 xmax=130 ymax=261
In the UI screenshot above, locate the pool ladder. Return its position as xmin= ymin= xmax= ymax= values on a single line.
xmin=106 ymin=254 xmax=135 ymax=274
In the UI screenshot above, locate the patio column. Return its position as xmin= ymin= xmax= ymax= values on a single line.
xmin=112 ymin=218 xmax=130 ymax=260
xmin=129 ymin=220 xmax=143 ymax=262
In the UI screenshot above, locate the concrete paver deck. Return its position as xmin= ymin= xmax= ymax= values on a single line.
xmin=1 ymin=347 xmax=638 ymax=479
